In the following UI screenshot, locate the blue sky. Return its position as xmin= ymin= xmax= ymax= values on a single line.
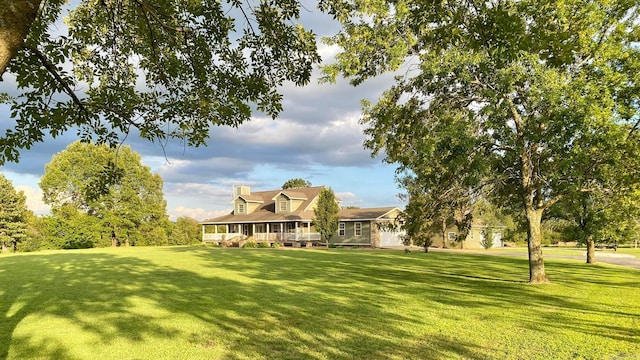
xmin=0 ymin=3 xmax=405 ymax=220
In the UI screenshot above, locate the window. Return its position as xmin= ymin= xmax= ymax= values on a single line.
xmin=448 ymin=232 xmax=457 ymax=240
xmin=354 ymin=222 xmax=362 ymax=236
xmin=279 ymin=200 xmax=287 ymax=212
xmin=339 ymin=223 xmax=345 ymax=236
xmin=237 ymin=203 xmax=245 ymax=214
xmin=287 ymin=223 xmax=295 ymax=232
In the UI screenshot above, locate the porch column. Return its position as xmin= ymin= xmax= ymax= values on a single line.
xmin=295 ymin=222 xmax=299 ymax=240
xmin=201 ymin=225 xmax=205 ymax=243
xmin=252 ymin=223 xmax=255 ymax=238
xmin=214 ymin=225 xmax=218 ymax=234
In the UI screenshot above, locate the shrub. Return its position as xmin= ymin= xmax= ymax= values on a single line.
xmin=242 ymin=241 xmax=258 ymax=248
xmin=328 ymin=243 xmax=337 ymax=248
xmin=270 ymin=243 xmax=279 ymax=248
xmin=257 ymin=242 xmax=270 ymax=248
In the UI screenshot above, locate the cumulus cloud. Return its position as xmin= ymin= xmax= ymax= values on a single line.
xmin=335 ymin=191 xmax=362 ymax=207
xmin=15 ymin=185 xmax=50 ymax=215
xmin=168 ymin=206 xmax=231 ymax=222
xmin=0 ymin=6 xmax=404 ymax=220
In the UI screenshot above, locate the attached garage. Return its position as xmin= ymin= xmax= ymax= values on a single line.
xmin=380 ymin=230 xmax=406 ymax=247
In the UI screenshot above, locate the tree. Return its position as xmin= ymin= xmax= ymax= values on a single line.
xmin=320 ymin=0 xmax=640 ymax=283
xmin=282 ymin=178 xmax=312 ymax=189
xmin=549 ymin=125 xmax=640 ymax=263
xmin=313 ymin=187 xmax=340 ymax=245
xmin=0 ymin=1 xmax=320 ymax=164
xmin=169 ymin=217 xmax=202 ymax=245
xmin=40 ymin=141 xmax=169 ymax=247
xmin=0 ymin=174 xmax=28 ymax=253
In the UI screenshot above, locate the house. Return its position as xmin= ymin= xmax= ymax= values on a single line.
xmin=200 ymin=186 xmax=405 ymax=247
xmin=429 ymin=222 xmax=504 ymax=249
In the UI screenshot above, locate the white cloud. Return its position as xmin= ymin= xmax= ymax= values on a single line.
xmin=168 ymin=206 xmax=231 ymax=222
xmin=335 ymin=191 xmax=361 ymax=207
xmin=15 ymin=185 xmax=51 ymax=215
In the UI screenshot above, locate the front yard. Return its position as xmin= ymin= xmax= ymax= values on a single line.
xmin=1 ymin=246 xmax=638 ymax=359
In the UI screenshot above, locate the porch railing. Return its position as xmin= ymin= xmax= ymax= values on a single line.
xmin=202 ymin=233 xmax=243 ymax=242
xmin=254 ymin=232 xmax=321 ymax=242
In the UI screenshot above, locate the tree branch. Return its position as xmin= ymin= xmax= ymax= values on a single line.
xmin=27 ymin=45 xmax=90 ymax=121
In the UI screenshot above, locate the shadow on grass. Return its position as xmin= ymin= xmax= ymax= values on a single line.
xmin=1 ymin=247 xmax=638 ymax=359
xmin=0 ymin=248 xmax=492 ymax=359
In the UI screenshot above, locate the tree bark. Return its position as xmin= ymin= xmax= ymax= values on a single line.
xmin=0 ymin=0 xmax=42 ymax=79
xmin=586 ymin=235 xmax=596 ymax=264
xmin=441 ymin=217 xmax=448 ymax=248
xmin=526 ymin=207 xmax=549 ymax=284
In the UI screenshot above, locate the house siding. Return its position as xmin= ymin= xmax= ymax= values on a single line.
xmin=330 ymin=221 xmax=371 ymax=245
xmin=291 ymin=199 xmax=304 ymax=211
xmin=234 ymin=199 xmax=246 ymax=214
xmin=248 ymin=202 xmax=261 ymax=213
xmin=429 ymin=226 xmax=503 ymax=249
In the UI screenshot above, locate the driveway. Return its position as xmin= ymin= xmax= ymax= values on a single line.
xmin=425 ymin=247 xmax=640 ymax=269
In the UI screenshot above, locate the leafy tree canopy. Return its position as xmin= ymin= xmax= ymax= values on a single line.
xmin=320 ymin=0 xmax=640 ymax=283
xmin=282 ymin=178 xmax=312 ymax=189
xmin=39 ymin=141 xmax=169 ymax=246
xmin=169 ymin=217 xmax=202 ymax=246
xmin=0 ymin=0 xmax=320 ymax=164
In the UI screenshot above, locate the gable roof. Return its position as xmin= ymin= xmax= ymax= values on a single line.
xmin=337 ymin=207 xmax=400 ymax=221
xmin=272 ymin=190 xmax=308 ymax=201
xmin=236 ymin=194 xmax=265 ymax=203
xmin=203 ymin=186 xmax=325 ymax=223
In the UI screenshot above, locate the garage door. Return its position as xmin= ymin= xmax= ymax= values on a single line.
xmin=380 ymin=231 xmax=406 ymax=247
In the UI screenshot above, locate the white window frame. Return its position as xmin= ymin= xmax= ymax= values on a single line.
xmin=279 ymin=200 xmax=287 ymax=212
xmin=338 ymin=223 xmax=345 ymax=236
xmin=287 ymin=222 xmax=295 ymax=232
xmin=354 ymin=222 xmax=362 ymax=236
xmin=237 ymin=203 xmax=245 ymax=214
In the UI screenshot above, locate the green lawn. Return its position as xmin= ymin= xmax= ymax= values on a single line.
xmin=1 ymin=246 xmax=638 ymax=359
xmin=487 ymin=245 xmax=640 ymax=258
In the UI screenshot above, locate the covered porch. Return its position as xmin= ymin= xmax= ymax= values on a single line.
xmin=202 ymin=221 xmax=321 ymax=246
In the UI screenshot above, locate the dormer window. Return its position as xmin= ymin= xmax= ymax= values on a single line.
xmin=237 ymin=203 xmax=245 ymax=214
xmin=279 ymin=200 xmax=287 ymax=212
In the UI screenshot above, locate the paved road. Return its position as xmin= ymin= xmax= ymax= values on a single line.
xmin=425 ymin=247 xmax=640 ymax=269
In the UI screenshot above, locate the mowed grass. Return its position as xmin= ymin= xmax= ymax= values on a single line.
xmin=1 ymin=247 xmax=639 ymax=360
xmin=488 ymin=246 xmax=640 ymax=258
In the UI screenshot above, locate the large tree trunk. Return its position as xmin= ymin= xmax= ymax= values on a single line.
xmin=526 ymin=208 xmax=549 ymax=284
xmin=0 ymin=0 xmax=42 ymax=78
xmin=586 ymin=235 xmax=596 ymax=264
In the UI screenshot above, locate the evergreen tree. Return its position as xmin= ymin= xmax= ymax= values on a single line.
xmin=313 ymin=188 xmax=340 ymax=245
xmin=0 ymin=174 xmax=27 ymax=253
